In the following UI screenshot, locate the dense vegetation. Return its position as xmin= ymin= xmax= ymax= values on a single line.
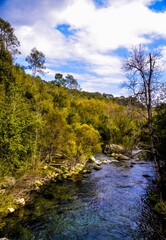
xmin=0 ymin=18 xmax=166 ymax=224
xmin=154 ymin=103 xmax=166 ymax=201
xmin=0 ymin=43 xmax=144 ymax=176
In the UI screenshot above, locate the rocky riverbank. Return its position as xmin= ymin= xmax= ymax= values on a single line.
xmin=0 ymin=144 xmax=143 ymax=229
xmin=0 ymin=154 xmax=114 ymax=225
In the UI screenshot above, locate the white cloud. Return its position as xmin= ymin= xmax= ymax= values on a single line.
xmin=108 ymin=0 xmax=153 ymax=7
xmin=80 ymin=74 xmax=125 ymax=95
xmin=56 ymin=0 xmax=166 ymax=52
xmin=16 ymin=23 xmax=71 ymax=58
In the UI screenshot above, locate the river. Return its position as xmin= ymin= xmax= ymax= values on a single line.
xmin=0 ymin=154 xmax=162 ymax=240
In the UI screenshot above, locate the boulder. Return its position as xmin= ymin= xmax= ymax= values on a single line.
xmin=91 ymin=156 xmax=96 ymax=161
xmin=95 ymin=159 xmax=102 ymax=165
xmin=74 ymin=163 xmax=84 ymax=172
xmin=117 ymin=154 xmax=130 ymax=160
xmin=15 ymin=198 xmax=25 ymax=206
xmin=110 ymin=153 xmax=119 ymax=158
xmin=109 ymin=159 xmax=119 ymax=163
xmin=104 ymin=144 xmax=125 ymax=154
xmin=102 ymin=159 xmax=107 ymax=164
xmin=93 ymin=165 xmax=102 ymax=170
xmin=82 ymin=169 xmax=92 ymax=174
xmin=8 ymin=207 xmax=15 ymax=213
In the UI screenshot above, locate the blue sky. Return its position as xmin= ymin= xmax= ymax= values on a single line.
xmin=1 ymin=0 xmax=166 ymax=96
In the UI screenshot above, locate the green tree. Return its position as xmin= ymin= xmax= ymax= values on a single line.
xmin=0 ymin=43 xmax=15 ymax=93
xmin=54 ymin=73 xmax=66 ymax=87
xmin=0 ymin=87 xmax=42 ymax=175
xmin=0 ymin=17 xmax=20 ymax=55
xmin=74 ymin=123 xmax=101 ymax=161
xmin=65 ymin=74 xmax=80 ymax=90
xmin=154 ymin=103 xmax=166 ymax=200
xmin=53 ymin=73 xmax=80 ymax=90
xmin=40 ymin=109 xmax=68 ymax=161
xmin=154 ymin=104 xmax=166 ymax=157
xmin=26 ymin=47 xmax=46 ymax=77
xmin=109 ymin=106 xmax=140 ymax=147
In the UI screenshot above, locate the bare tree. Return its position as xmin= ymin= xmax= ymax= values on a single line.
xmin=122 ymin=45 xmax=162 ymax=180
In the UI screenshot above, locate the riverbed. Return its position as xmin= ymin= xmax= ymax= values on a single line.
xmin=0 ymin=154 xmax=161 ymax=239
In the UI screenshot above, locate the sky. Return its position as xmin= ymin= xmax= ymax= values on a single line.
xmin=1 ymin=0 xmax=166 ymax=96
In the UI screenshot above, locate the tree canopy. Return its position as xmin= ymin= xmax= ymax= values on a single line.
xmin=54 ymin=73 xmax=80 ymax=90
xmin=25 ymin=47 xmax=46 ymax=77
xmin=0 ymin=17 xmax=20 ymax=55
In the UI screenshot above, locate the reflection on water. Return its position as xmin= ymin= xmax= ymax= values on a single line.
xmin=0 ymin=154 xmax=162 ymax=240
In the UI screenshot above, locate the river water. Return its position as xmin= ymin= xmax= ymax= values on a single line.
xmin=1 ymin=154 xmax=162 ymax=240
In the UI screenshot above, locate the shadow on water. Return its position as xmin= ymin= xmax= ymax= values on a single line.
xmin=0 ymin=154 xmax=164 ymax=240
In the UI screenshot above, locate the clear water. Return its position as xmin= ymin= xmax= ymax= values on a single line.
xmin=1 ymin=155 xmax=160 ymax=240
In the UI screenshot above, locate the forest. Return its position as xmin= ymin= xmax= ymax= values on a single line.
xmin=0 ymin=17 xmax=166 ymax=227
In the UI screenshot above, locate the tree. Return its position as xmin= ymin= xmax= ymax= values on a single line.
xmin=65 ymin=74 xmax=80 ymax=90
xmin=154 ymin=103 xmax=166 ymax=200
xmin=54 ymin=73 xmax=66 ymax=87
xmin=74 ymin=123 xmax=101 ymax=161
xmin=53 ymin=73 xmax=80 ymax=90
xmin=0 ymin=42 xmax=15 ymax=93
xmin=154 ymin=103 xmax=166 ymax=157
xmin=122 ymin=45 xmax=162 ymax=179
xmin=109 ymin=106 xmax=141 ymax=148
xmin=0 ymin=84 xmax=43 ymax=175
xmin=0 ymin=17 xmax=20 ymax=55
xmin=26 ymin=47 xmax=46 ymax=77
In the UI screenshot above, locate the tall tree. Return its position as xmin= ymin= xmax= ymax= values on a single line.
xmin=65 ymin=74 xmax=80 ymax=90
xmin=54 ymin=73 xmax=66 ymax=87
xmin=0 ymin=17 xmax=20 ymax=55
xmin=0 ymin=42 xmax=15 ymax=93
xmin=122 ymin=45 xmax=162 ymax=179
xmin=53 ymin=73 xmax=80 ymax=90
xmin=26 ymin=47 xmax=46 ymax=77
